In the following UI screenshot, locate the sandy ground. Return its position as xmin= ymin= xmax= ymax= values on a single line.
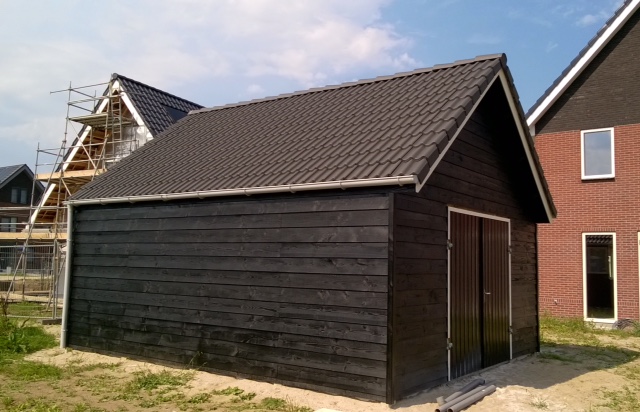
xmin=25 ymin=326 xmax=640 ymax=412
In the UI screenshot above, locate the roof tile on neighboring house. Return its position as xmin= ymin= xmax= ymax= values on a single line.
xmin=114 ymin=74 xmax=204 ymax=137
xmin=72 ymin=54 xmax=550 ymax=215
xmin=0 ymin=164 xmax=40 ymax=191
xmin=0 ymin=165 xmax=25 ymax=187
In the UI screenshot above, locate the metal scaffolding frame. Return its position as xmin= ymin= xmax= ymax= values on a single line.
xmin=0 ymin=78 xmax=141 ymax=318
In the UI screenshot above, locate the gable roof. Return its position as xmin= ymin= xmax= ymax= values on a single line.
xmin=0 ymin=164 xmax=42 ymax=192
xmin=70 ymin=54 xmax=555 ymax=221
xmin=113 ymin=74 xmax=204 ymax=137
xmin=526 ymin=0 xmax=640 ymax=131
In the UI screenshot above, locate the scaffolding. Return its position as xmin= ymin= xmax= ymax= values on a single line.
xmin=0 ymin=78 xmax=143 ymax=318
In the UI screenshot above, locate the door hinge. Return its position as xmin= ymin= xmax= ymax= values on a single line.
xmin=447 ymin=240 xmax=453 ymax=250
xmin=509 ymin=326 xmax=513 ymax=335
xmin=508 ymin=245 xmax=512 ymax=254
xmin=447 ymin=338 xmax=453 ymax=350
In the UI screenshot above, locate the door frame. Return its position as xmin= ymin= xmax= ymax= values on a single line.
xmin=582 ymin=232 xmax=618 ymax=323
xmin=447 ymin=207 xmax=512 ymax=380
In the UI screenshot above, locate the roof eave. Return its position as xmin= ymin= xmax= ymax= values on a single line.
xmin=67 ymin=175 xmax=419 ymax=206
xmin=526 ymin=0 xmax=640 ymax=132
xmin=497 ymin=69 xmax=557 ymax=223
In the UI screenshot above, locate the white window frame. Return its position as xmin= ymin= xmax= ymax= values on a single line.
xmin=0 ymin=217 xmax=17 ymax=233
xmin=582 ymin=232 xmax=617 ymax=323
xmin=581 ymin=127 xmax=615 ymax=180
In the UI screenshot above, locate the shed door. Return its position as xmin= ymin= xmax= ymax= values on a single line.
xmin=449 ymin=210 xmax=510 ymax=380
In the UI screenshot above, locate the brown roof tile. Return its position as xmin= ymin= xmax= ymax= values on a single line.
xmin=73 ymin=55 xmax=507 ymax=200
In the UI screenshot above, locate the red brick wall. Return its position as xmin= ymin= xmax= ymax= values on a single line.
xmin=535 ymin=123 xmax=640 ymax=320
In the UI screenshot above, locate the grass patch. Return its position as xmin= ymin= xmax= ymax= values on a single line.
xmin=616 ymin=364 xmax=640 ymax=380
xmin=260 ymin=397 xmax=313 ymax=412
xmin=0 ymin=317 xmax=60 ymax=382
xmin=0 ymin=360 xmax=63 ymax=381
xmin=5 ymin=301 xmax=54 ymax=318
xmin=185 ymin=392 xmax=211 ymax=404
xmin=75 ymin=373 xmax=121 ymax=397
xmin=210 ymin=386 xmax=256 ymax=404
xmin=0 ymin=317 xmax=57 ymax=356
xmin=71 ymin=404 xmax=108 ymax=412
xmin=529 ymin=395 xmax=549 ymax=409
xmin=4 ymin=397 xmax=63 ymax=412
xmin=66 ymin=361 xmax=121 ymax=374
xmin=540 ymin=316 xmax=601 ymax=346
xmin=600 ymin=386 xmax=640 ymax=411
xmin=212 ymin=386 xmax=246 ymax=396
xmin=127 ymin=369 xmax=194 ymax=391
xmin=541 ymin=315 xmax=640 ymax=345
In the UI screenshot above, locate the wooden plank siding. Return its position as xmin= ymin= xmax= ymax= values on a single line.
xmin=389 ymin=93 xmax=539 ymax=400
xmin=68 ymin=193 xmax=391 ymax=401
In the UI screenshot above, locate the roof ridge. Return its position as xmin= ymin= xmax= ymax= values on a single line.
xmin=112 ymin=73 xmax=204 ymax=109
xmin=0 ymin=164 xmax=27 ymax=171
xmin=190 ymin=54 xmax=505 ymax=115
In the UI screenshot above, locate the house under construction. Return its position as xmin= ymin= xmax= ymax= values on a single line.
xmin=0 ymin=74 xmax=202 ymax=314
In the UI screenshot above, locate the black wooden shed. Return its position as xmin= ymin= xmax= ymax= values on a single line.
xmin=62 ymin=54 xmax=555 ymax=403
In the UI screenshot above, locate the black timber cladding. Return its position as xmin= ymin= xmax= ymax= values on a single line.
xmin=536 ymin=6 xmax=640 ymax=133
xmin=388 ymin=81 xmax=540 ymax=400
xmin=73 ymin=56 xmax=505 ymax=200
xmin=68 ymin=191 xmax=391 ymax=401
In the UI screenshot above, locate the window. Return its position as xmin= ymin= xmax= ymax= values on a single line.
xmin=581 ymin=128 xmax=614 ymax=179
xmin=10 ymin=188 xmax=28 ymax=204
xmin=0 ymin=217 xmax=17 ymax=233
xmin=583 ymin=233 xmax=617 ymax=321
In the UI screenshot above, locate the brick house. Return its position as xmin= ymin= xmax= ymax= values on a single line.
xmin=527 ymin=0 xmax=640 ymax=323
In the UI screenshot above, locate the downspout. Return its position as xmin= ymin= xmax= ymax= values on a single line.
xmin=60 ymin=204 xmax=73 ymax=348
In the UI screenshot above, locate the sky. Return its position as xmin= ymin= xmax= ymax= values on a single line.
xmin=0 ymin=0 xmax=624 ymax=170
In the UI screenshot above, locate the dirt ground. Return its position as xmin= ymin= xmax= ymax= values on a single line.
xmin=18 ymin=325 xmax=640 ymax=412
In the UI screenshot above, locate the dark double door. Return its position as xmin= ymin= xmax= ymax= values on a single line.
xmin=449 ymin=211 xmax=510 ymax=379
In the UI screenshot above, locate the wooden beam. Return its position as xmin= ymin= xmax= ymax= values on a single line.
xmin=0 ymin=232 xmax=67 ymax=240
xmin=36 ymin=169 xmax=105 ymax=181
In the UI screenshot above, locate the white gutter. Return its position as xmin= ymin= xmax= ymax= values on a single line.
xmin=60 ymin=204 xmax=73 ymax=348
xmin=66 ymin=175 xmax=420 ymax=206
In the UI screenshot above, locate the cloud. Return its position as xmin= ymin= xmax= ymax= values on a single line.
xmin=0 ymin=0 xmax=418 ymax=167
xmin=545 ymin=42 xmax=559 ymax=53
xmin=576 ymin=12 xmax=608 ymax=27
xmin=245 ymin=84 xmax=266 ymax=98
xmin=466 ymin=33 xmax=502 ymax=45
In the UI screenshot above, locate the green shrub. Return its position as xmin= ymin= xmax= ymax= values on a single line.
xmin=0 ymin=318 xmax=57 ymax=355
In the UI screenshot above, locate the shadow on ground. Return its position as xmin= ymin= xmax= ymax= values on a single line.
xmin=394 ymin=342 xmax=639 ymax=409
